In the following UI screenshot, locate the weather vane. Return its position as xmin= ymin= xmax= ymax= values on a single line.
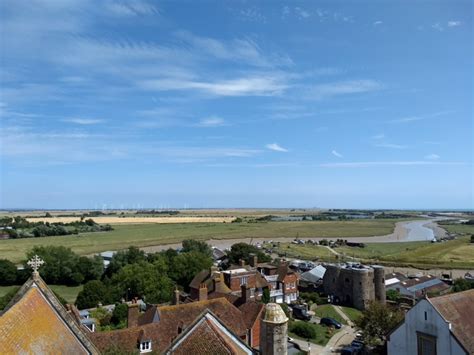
xmin=27 ymin=255 xmax=45 ymax=275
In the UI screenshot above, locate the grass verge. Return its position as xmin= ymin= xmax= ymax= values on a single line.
xmin=313 ymin=305 xmax=347 ymax=325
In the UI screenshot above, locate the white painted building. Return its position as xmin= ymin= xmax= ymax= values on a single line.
xmin=388 ymin=289 xmax=474 ymax=355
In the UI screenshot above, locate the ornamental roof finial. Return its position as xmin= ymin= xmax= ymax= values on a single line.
xmin=27 ymin=255 xmax=45 ymax=277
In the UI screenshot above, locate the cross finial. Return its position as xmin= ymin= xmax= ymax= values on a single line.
xmin=27 ymin=255 xmax=44 ymax=276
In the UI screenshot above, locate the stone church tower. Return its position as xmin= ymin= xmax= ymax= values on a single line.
xmin=260 ymin=303 xmax=288 ymax=355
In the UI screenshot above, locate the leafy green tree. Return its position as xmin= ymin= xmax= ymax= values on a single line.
xmin=0 ymin=217 xmax=13 ymax=226
xmin=26 ymin=246 xmax=83 ymax=285
xmin=181 ymin=239 xmax=212 ymax=257
xmin=355 ymin=301 xmax=404 ymax=346
xmin=77 ymin=256 xmax=104 ymax=282
xmin=111 ymin=261 xmax=173 ymax=303
xmin=262 ymin=287 xmax=270 ymax=304
xmin=168 ymin=251 xmax=213 ymax=289
xmin=386 ymin=289 xmax=401 ymax=302
xmin=290 ymin=321 xmax=316 ymax=339
xmin=0 ymin=286 xmax=20 ymax=310
xmin=76 ymin=280 xmax=110 ymax=309
xmin=111 ymin=303 xmax=128 ymax=326
xmin=453 ymin=278 xmax=474 ymax=292
xmin=0 ymin=259 xmax=18 ymax=285
xmin=227 ymin=243 xmax=271 ymax=265
xmin=300 ymin=292 xmax=325 ymax=305
xmin=106 ymin=246 xmax=146 ymax=277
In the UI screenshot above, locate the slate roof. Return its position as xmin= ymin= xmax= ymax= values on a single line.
xmin=165 ymin=311 xmax=253 ymax=355
xmin=0 ymin=275 xmax=98 ymax=354
xmin=91 ymin=298 xmax=248 ymax=353
xmin=429 ymin=289 xmax=474 ymax=354
xmin=300 ymin=265 xmax=326 ymax=283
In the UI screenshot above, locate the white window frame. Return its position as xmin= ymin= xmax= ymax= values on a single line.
xmin=240 ymin=276 xmax=249 ymax=286
xmin=140 ymin=341 xmax=152 ymax=353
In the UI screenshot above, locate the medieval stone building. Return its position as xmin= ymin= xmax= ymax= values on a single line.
xmin=322 ymin=263 xmax=385 ymax=310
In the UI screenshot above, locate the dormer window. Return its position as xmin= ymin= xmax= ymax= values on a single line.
xmin=140 ymin=341 xmax=152 ymax=353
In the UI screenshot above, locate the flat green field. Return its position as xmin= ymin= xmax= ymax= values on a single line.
xmin=0 ymin=219 xmax=397 ymax=262
xmin=277 ymin=234 xmax=474 ymax=269
xmin=0 ymin=285 xmax=82 ymax=304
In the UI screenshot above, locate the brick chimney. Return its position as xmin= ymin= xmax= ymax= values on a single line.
xmin=172 ymin=288 xmax=180 ymax=305
xmin=249 ymin=254 xmax=258 ymax=267
xmin=241 ymin=284 xmax=250 ymax=304
xmin=239 ymin=259 xmax=245 ymax=267
xmin=199 ymin=283 xmax=208 ymax=301
xmin=127 ymin=303 xmax=139 ymax=328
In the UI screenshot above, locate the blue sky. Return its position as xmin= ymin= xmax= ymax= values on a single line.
xmin=0 ymin=0 xmax=472 ymax=209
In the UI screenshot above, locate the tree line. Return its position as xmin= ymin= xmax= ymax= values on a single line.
xmin=0 ymin=216 xmax=112 ymax=239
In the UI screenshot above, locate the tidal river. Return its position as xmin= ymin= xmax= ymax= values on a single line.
xmin=402 ymin=220 xmax=436 ymax=241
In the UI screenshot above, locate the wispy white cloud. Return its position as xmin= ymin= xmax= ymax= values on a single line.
xmin=373 ymin=21 xmax=383 ymax=26
xmin=390 ymin=111 xmax=453 ymax=123
xmin=432 ymin=23 xmax=444 ymax=31
xmin=332 ymin=150 xmax=343 ymax=158
xmin=105 ymin=0 xmax=160 ymax=17
xmin=374 ymin=143 xmax=407 ymax=149
xmin=266 ymin=143 xmax=288 ymax=152
xmin=175 ymin=31 xmax=293 ymax=68
xmin=138 ymin=76 xmax=288 ymax=97
xmin=197 ymin=116 xmax=226 ymax=127
xmin=308 ymin=80 xmax=382 ymax=99
xmin=62 ymin=118 xmax=104 ymax=125
xmin=447 ymin=21 xmax=462 ymax=27
xmin=294 ymin=7 xmax=311 ymax=19
xmin=371 ymin=133 xmax=385 ymax=140
xmin=238 ymin=7 xmax=266 ymax=23
xmin=425 ymin=154 xmax=440 ymax=160
xmin=319 ymin=161 xmax=466 ymax=168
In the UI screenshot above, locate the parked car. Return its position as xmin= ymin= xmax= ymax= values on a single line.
xmin=319 ymin=317 xmax=342 ymax=329
xmin=351 ymin=340 xmax=364 ymax=352
xmin=341 ymin=346 xmax=359 ymax=355
xmin=291 ymin=305 xmax=312 ymax=321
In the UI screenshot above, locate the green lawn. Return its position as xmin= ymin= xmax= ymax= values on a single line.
xmin=49 ymin=285 xmax=83 ymax=303
xmin=312 ymin=305 xmax=347 ymax=325
xmin=289 ymin=320 xmax=339 ymax=346
xmin=0 ymin=285 xmax=82 ymax=304
xmin=339 ymin=306 xmax=362 ymax=323
xmin=0 ymin=285 xmax=18 ymax=298
xmin=0 ymin=219 xmax=399 ymax=262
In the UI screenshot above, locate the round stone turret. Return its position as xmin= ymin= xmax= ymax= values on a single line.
xmin=261 ymin=303 xmax=288 ymax=355
xmin=263 ymin=303 xmax=289 ymax=324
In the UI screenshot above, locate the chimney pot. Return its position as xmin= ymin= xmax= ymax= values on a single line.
xmin=199 ymin=283 xmax=208 ymax=301
xmin=127 ymin=303 xmax=139 ymax=328
xmin=249 ymin=254 xmax=258 ymax=267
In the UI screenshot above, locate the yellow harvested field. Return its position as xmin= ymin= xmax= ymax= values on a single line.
xmin=26 ymin=216 xmax=235 ymax=224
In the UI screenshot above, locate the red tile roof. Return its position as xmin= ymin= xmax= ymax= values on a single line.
xmin=0 ymin=276 xmax=98 ymax=354
xmin=166 ymin=311 xmax=253 ymax=355
xmin=430 ymin=289 xmax=474 ymax=354
xmin=91 ymin=297 xmax=249 ymax=353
